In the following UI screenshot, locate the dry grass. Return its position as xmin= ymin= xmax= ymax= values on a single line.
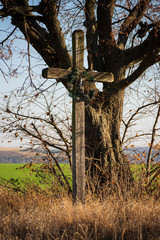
xmin=0 ymin=187 xmax=160 ymax=240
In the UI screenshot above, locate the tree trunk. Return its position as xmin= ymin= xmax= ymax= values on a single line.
xmin=85 ymin=73 xmax=132 ymax=194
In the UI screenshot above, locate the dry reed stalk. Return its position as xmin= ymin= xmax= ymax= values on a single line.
xmin=0 ymin=187 xmax=160 ymax=240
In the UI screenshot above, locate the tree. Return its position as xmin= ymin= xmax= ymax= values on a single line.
xmin=0 ymin=0 xmax=160 ymax=191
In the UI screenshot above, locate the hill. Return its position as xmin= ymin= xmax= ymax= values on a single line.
xmin=0 ymin=146 xmax=159 ymax=164
xmin=0 ymin=147 xmax=31 ymax=163
xmin=0 ymin=147 xmax=67 ymax=163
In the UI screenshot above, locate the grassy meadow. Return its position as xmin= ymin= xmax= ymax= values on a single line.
xmin=0 ymin=163 xmax=160 ymax=239
xmin=0 ymin=163 xmax=142 ymax=182
xmin=0 ymin=163 xmax=72 ymax=191
xmin=0 ymin=163 xmax=34 ymax=180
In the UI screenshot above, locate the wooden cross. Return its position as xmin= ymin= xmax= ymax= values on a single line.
xmin=42 ymin=30 xmax=114 ymax=203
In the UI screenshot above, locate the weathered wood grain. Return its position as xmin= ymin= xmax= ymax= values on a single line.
xmin=42 ymin=67 xmax=114 ymax=83
xmin=72 ymin=30 xmax=85 ymax=203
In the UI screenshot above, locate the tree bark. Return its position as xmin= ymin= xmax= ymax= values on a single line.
xmin=85 ymin=73 xmax=132 ymax=193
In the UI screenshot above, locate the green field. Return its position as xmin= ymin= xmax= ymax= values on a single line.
xmin=0 ymin=163 xmax=72 ymax=191
xmin=0 ymin=163 xmax=34 ymax=180
xmin=0 ymin=163 xmax=158 ymax=192
xmin=0 ymin=163 xmax=146 ymax=184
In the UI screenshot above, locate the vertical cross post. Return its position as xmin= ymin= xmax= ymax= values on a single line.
xmin=42 ymin=30 xmax=114 ymax=204
xmin=72 ymin=30 xmax=85 ymax=203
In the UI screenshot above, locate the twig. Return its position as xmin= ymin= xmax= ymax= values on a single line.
xmin=0 ymin=27 xmax=17 ymax=45
xmin=147 ymin=105 xmax=160 ymax=175
xmin=122 ymin=101 xmax=160 ymax=143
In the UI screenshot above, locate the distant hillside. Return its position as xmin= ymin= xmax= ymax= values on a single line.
xmin=0 ymin=146 xmax=159 ymax=164
xmin=0 ymin=147 xmax=68 ymax=163
xmin=0 ymin=147 xmax=31 ymax=163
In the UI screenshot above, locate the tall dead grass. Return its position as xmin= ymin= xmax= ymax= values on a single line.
xmin=0 ymin=187 xmax=160 ymax=240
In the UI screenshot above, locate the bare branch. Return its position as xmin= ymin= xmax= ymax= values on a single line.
xmin=115 ymin=3 xmax=154 ymax=23
xmin=122 ymin=101 xmax=160 ymax=143
xmin=31 ymin=122 xmax=72 ymax=193
xmin=123 ymin=22 xmax=160 ymax=67
xmin=118 ymin=0 xmax=151 ymax=49
xmin=0 ymin=27 xmax=17 ymax=45
xmin=19 ymin=124 xmax=66 ymax=152
xmin=123 ymin=133 xmax=160 ymax=144
xmin=111 ymin=52 xmax=160 ymax=93
xmin=40 ymin=0 xmax=72 ymax=69
xmin=0 ymin=5 xmax=40 ymax=17
xmin=0 ymin=0 xmax=71 ymax=70
xmin=147 ymin=105 xmax=160 ymax=174
xmin=97 ymin=0 xmax=116 ymax=39
xmin=97 ymin=0 xmax=117 ymax=72
xmin=11 ymin=15 xmax=60 ymax=67
xmin=115 ymin=4 xmax=131 ymax=13
xmin=85 ymin=0 xmax=104 ymax=71
xmin=5 ymin=106 xmax=68 ymax=152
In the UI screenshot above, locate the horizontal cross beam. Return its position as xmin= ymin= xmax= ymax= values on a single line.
xmin=42 ymin=67 xmax=114 ymax=83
